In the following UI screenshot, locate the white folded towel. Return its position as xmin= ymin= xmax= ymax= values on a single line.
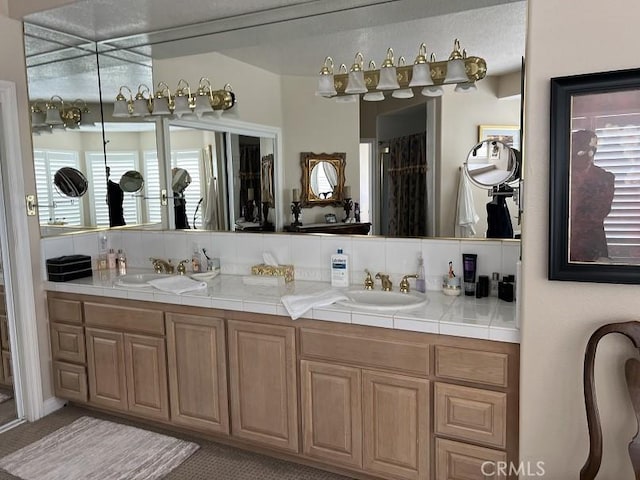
xmin=281 ymin=289 xmax=349 ymax=320
xmin=147 ymin=276 xmax=208 ymax=294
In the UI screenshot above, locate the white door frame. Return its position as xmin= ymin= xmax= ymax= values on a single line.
xmin=0 ymin=80 xmax=44 ymax=423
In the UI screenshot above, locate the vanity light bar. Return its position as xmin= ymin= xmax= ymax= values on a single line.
xmin=113 ymin=78 xmax=237 ymax=119
xmin=317 ymin=39 xmax=487 ymax=100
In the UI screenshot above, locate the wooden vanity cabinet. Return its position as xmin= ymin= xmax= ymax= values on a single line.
xmin=165 ymin=312 xmax=229 ymax=434
xmin=227 ymin=319 xmax=298 ymax=452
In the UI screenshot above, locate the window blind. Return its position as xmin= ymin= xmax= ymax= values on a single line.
xmin=171 ymin=150 xmax=203 ymax=228
xmin=143 ymin=151 xmax=161 ymax=223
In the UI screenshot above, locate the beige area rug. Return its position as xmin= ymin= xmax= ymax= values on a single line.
xmin=0 ymin=393 xmax=11 ymax=405
xmin=0 ymin=416 xmax=199 ymax=480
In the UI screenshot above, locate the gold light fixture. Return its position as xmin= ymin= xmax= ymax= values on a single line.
xmin=114 ymin=78 xmax=237 ymax=118
xmin=318 ymin=38 xmax=486 ymax=101
xmin=30 ymin=96 xmax=92 ymax=133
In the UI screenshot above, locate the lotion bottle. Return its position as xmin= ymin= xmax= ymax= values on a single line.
xmin=415 ymin=256 xmax=426 ymax=293
xmin=331 ymin=249 xmax=349 ymax=287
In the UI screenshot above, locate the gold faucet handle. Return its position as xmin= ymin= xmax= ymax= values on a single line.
xmin=399 ymin=274 xmax=419 ymax=293
xmin=149 ymin=257 xmax=162 ymax=273
xmin=364 ymin=269 xmax=374 ymax=290
xmin=375 ymin=272 xmax=393 ymax=291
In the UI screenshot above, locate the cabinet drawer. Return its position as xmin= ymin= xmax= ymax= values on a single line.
xmin=53 ymin=361 xmax=88 ymax=403
xmin=48 ymin=297 xmax=83 ymax=325
xmin=435 ymin=345 xmax=508 ymax=387
xmin=84 ymin=302 xmax=164 ymax=336
xmin=51 ymin=323 xmax=85 ymax=363
xmin=300 ymin=328 xmax=429 ymax=376
xmin=435 ymin=438 xmax=506 ymax=480
xmin=435 ymin=382 xmax=507 ymax=448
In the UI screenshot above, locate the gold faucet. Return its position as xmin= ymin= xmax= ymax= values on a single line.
xmin=399 ymin=274 xmax=418 ymax=293
xmin=364 ymin=269 xmax=375 ymax=290
xmin=375 ymin=272 xmax=393 ymax=291
xmin=176 ymin=260 xmax=190 ymax=275
xmin=149 ymin=257 xmax=174 ymax=274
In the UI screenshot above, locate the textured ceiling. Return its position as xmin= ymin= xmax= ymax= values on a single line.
xmin=23 ymin=0 xmax=526 ymax=101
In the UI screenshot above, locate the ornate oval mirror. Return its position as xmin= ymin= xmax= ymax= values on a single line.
xmin=300 ymin=152 xmax=346 ymax=207
xmin=119 ymin=170 xmax=144 ymax=193
xmin=464 ymin=139 xmax=520 ymax=188
xmin=53 ymin=167 xmax=88 ymax=197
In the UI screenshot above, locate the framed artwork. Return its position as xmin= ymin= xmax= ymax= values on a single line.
xmin=549 ymin=68 xmax=640 ymax=284
xmin=324 ymin=213 xmax=337 ymax=223
xmin=478 ymin=125 xmax=521 ymax=151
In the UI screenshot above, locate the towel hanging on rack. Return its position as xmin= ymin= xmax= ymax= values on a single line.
xmin=455 ymin=168 xmax=479 ymax=237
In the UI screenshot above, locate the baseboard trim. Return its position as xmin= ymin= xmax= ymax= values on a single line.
xmin=43 ymin=397 xmax=67 ymax=416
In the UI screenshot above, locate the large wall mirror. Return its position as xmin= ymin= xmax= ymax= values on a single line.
xmin=24 ymin=0 xmax=525 ymax=241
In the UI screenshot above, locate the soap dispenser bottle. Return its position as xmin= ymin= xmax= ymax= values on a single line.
xmin=331 ymin=249 xmax=350 ymax=287
xmin=415 ymin=256 xmax=426 ymax=293
xmin=191 ymin=245 xmax=202 ymax=273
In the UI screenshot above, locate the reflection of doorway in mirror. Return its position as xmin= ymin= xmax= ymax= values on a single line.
xmin=359 ymin=142 xmax=372 ymax=224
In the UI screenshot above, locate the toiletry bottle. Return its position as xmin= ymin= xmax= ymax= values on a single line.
xmin=415 ymin=256 xmax=426 ymax=293
xmin=490 ymin=272 xmax=500 ymax=297
xmin=192 ymin=246 xmax=201 ymax=273
xmin=117 ymin=249 xmax=127 ymax=275
xmin=97 ymin=233 xmax=108 ymax=270
xmin=107 ymin=248 xmax=117 ymax=270
xmin=462 ymin=253 xmax=478 ymax=296
xmin=331 ymin=249 xmax=350 ymax=287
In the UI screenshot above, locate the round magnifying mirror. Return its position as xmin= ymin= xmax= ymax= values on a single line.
xmin=464 ymin=140 xmax=520 ymax=188
xmin=171 ymin=168 xmax=191 ymax=193
xmin=53 ymin=167 xmax=88 ymax=197
xmin=310 ymin=161 xmax=337 ymax=199
xmin=119 ymin=170 xmax=144 ymax=193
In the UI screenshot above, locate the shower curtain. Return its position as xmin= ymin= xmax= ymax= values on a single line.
xmin=386 ymin=132 xmax=427 ymax=237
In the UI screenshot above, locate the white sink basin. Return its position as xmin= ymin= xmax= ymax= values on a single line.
xmin=337 ymin=289 xmax=428 ymax=312
xmin=114 ymin=273 xmax=170 ymax=288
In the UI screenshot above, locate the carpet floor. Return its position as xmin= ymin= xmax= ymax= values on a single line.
xmin=0 ymin=405 xmax=354 ymax=480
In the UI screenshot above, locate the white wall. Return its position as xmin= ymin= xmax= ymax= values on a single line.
xmin=440 ymin=76 xmax=521 ymax=237
xmin=281 ymin=75 xmax=359 ymax=224
xmin=521 ymin=1 xmax=640 ymax=478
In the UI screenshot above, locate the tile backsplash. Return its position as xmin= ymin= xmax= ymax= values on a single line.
xmin=41 ymin=231 xmax=520 ymax=291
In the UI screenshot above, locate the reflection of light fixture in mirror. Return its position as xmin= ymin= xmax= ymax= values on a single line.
xmin=74 ymin=99 xmax=94 ymax=127
xmin=131 ymin=84 xmax=152 ymax=117
xmin=45 ymin=96 xmax=64 ymax=125
xmin=30 ymin=102 xmax=47 ymax=127
xmin=173 ymin=79 xmax=194 ymax=117
xmin=345 ymin=52 xmax=367 ymax=94
xmin=444 ymin=39 xmax=469 ymax=83
xmin=194 ymin=77 xmax=215 ymax=117
xmin=377 ymin=48 xmax=399 ymax=90
xmin=316 ymin=56 xmax=337 ymax=97
xmin=408 ymin=44 xmax=433 ymax=87
xmin=421 ymin=85 xmax=444 ymax=97
xmin=152 ymin=82 xmax=172 ymax=115
xmin=392 ymin=57 xmax=414 ymax=98
xmin=455 ymin=82 xmax=478 ymax=93
xmin=113 ymin=86 xmax=133 ymax=117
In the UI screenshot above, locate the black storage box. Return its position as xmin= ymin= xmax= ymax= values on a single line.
xmin=46 ymin=255 xmax=93 ymax=282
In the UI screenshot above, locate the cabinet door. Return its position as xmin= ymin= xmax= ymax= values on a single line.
xmin=50 ymin=323 xmax=85 ymax=363
xmin=86 ymin=328 xmax=127 ymax=411
xmin=363 ymin=370 xmax=429 ymax=480
xmin=53 ymin=361 xmax=88 ymax=402
xmin=301 ymin=360 xmax=362 ymax=468
xmin=166 ymin=313 xmax=229 ymax=434
xmin=0 ymin=314 xmax=9 ymax=351
xmin=124 ymin=333 xmax=169 ymax=421
xmin=1 ymin=350 xmax=12 ymax=385
xmin=435 ymin=438 xmax=507 ymax=480
xmin=228 ymin=320 xmax=298 ymax=452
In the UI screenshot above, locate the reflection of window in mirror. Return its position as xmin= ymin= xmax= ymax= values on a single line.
xmin=359 ymin=142 xmax=373 ymax=224
xmin=34 ymin=150 xmax=83 ymax=226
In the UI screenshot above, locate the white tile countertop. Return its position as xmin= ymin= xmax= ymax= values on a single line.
xmin=45 ymin=269 xmax=519 ymax=343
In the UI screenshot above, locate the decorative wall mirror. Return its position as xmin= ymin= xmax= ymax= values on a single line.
xmin=464 ymin=139 xmax=521 ymax=188
xmin=119 ymin=170 xmax=144 ymax=193
xmin=300 ymin=152 xmax=346 ymax=207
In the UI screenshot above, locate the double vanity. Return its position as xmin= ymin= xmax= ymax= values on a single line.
xmin=46 ymin=270 xmax=519 ymax=480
